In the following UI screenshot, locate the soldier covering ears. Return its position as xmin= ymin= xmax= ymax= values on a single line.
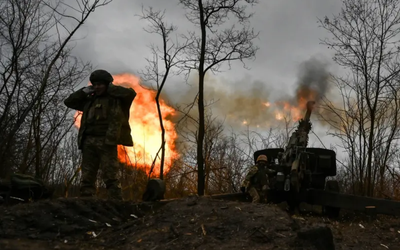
xmin=64 ymin=69 xmax=136 ymax=200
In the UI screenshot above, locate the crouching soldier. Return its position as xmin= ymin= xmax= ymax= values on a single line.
xmin=64 ymin=69 xmax=136 ymax=200
xmin=241 ymin=155 xmax=275 ymax=203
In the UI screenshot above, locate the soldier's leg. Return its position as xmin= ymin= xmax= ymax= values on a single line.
xmin=100 ymin=143 xmax=121 ymax=200
xmin=80 ymin=137 xmax=101 ymax=197
xmin=261 ymin=185 xmax=269 ymax=203
xmin=248 ymin=187 xmax=260 ymax=203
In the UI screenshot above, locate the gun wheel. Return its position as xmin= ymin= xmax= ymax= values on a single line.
xmin=286 ymin=189 xmax=299 ymax=214
xmin=290 ymin=171 xmax=300 ymax=193
xmin=323 ymin=180 xmax=341 ymax=217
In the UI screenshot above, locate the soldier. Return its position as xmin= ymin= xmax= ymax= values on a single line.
xmin=241 ymin=154 xmax=275 ymax=203
xmin=64 ymin=69 xmax=136 ymax=200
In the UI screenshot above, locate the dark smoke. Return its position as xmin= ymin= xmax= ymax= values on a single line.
xmin=294 ymin=56 xmax=332 ymax=105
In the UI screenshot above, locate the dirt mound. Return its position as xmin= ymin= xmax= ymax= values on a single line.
xmin=0 ymin=197 xmax=399 ymax=250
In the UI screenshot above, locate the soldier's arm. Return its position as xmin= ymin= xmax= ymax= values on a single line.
xmin=64 ymin=88 xmax=88 ymax=111
xmin=107 ymin=84 xmax=137 ymax=104
xmin=242 ymin=165 xmax=258 ymax=187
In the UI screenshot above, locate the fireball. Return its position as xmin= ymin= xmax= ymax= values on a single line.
xmin=273 ymin=88 xmax=319 ymax=122
xmin=74 ymin=73 xmax=179 ymax=176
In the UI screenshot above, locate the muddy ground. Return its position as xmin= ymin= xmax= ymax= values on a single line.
xmin=0 ymin=197 xmax=399 ymax=250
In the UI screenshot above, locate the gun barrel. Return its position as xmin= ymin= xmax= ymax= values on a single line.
xmin=304 ymin=101 xmax=316 ymax=121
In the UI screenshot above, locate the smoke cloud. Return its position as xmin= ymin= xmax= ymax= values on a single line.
xmin=294 ymin=56 xmax=332 ymax=105
xmin=146 ymin=55 xmax=335 ymax=134
xmin=170 ymin=74 xmax=276 ymax=129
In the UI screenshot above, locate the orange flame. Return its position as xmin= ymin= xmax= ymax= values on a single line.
xmin=273 ymin=89 xmax=318 ymax=121
xmin=74 ymin=73 xmax=179 ymax=176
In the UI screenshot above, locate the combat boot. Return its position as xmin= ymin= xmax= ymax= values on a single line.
xmin=105 ymin=179 xmax=122 ymax=200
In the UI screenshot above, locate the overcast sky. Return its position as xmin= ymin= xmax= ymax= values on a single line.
xmin=70 ymin=0 xmax=345 ymax=152
xmin=72 ymin=0 xmax=342 ymax=82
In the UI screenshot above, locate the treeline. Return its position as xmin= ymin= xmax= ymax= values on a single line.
xmin=1 ymin=0 xmax=400 ymax=200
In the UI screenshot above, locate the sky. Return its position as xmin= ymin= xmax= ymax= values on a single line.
xmin=72 ymin=0 xmax=342 ymax=83
xmin=68 ymin=0 xmax=346 ymax=154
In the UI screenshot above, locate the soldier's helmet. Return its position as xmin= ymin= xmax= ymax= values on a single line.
xmin=256 ymin=155 xmax=268 ymax=163
xmin=89 ymin=69 xmax=114 ymax=84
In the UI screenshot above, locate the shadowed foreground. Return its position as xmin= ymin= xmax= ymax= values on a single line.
xmin=0 ymin=197 xmax=399 ymax=249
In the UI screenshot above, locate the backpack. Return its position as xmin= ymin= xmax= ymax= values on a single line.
xmin=0 ymin=173 xmax=53 ymax=205
xmin=142 ymin=178 xmax=165 ymax=201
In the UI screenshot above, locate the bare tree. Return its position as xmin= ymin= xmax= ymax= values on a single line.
xmin=0 ymin=0 xmax=113 ymax=178
xmin=50 ymin=131 xmax=82 ymax=197
xmin=175 ymin=107 xmax=289 ymax=195
xmin=319 ymin=0 xmax=400 ymax=196
xmin=179 ymin=0 xmax=259 ymax=195
xmin=138 ymin=7 xmax=188 ymax=180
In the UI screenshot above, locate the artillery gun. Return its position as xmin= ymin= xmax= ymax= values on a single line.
xmin=142 ymin=100 xmax=400 ymax=217
xmin=253 ymin=101 xmax=339 ymax=214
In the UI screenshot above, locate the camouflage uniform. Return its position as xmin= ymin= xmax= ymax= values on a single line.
xmin=241 ymin=155 xmax=275 ymax=203
xmin=64 ymin=70 xmax=136 ymax=200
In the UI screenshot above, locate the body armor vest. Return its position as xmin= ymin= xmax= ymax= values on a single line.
xmin=85 ymin=96 xmax=110 ymax=136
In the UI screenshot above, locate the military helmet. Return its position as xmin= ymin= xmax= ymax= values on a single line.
xmin=89 ymin=69 xmax=113 ymax=84
xmin=256 ymin=155 xmax=268 ymax=163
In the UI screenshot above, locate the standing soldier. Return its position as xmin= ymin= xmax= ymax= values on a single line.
xmin=64 ymin=69 xmax=136 ymax=200
xmin=241 ymin=155 xmax=275 ymax=203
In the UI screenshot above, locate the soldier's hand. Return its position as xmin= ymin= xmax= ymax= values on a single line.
xmin=82 ymin=86 xmax=94 ymax=94
xmin=240 ymin=186 xmax=246 ymax=193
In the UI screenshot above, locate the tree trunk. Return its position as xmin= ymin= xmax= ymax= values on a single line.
xmin=34 ymin=101 xmax=43 ymax=178
xmin=156 ymin=98 xmax=166 ymax=180
xmin=197 ymin=0 xmax=206 ymax=196
xmin=197 ymin=72 xmax=205 ymax=196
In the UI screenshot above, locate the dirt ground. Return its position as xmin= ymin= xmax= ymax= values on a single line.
xmin=0 ymin=197 xmax=399 ymax=250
